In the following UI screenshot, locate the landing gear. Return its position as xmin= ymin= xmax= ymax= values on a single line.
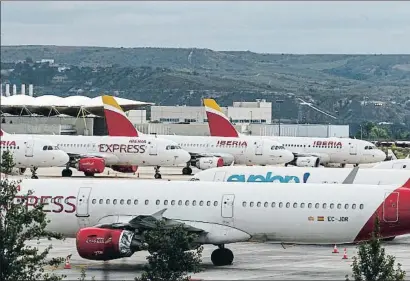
xmin=61 ymin=168 xmax=73 ymax=177
xmin=182 ymin=166 xmax=192 ymax=175
xmin=340 ymin=163 xmax=346 ymax=168
xmin=30 ymin=167 xmax=38 ymax=179
xmin=19 ymin=168 xmax=27 ymax=175
xmin=354 ymin=164 xmax=359 ymax=167
xmin=154 ymin=166 xmax=162 ymax=179
xmin=84 ymin=171 xmax=95 ymax=177
xmin=211 ymin=245 xmax=234 ymax=266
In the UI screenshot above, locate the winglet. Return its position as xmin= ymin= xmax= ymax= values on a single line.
xmin=203 ymin=98 xmax=239 ymax=137
xmin=342 ymin=166 xmax=359 ymax=184
xmin=102 ymin=95 xmax=139 ymax=137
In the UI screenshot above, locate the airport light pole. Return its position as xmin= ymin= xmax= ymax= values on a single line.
xmin=276 ymin=100 xmax=284 ymax=136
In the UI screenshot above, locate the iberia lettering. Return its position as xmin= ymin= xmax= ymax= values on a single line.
xmin=10 ymin=195 xmax=76 ymax=213
xmin=0 ymin=140 xmax=16 ymax=146
xmin=313 ymin=141 xmax=342 ymax=147
xmin=98 ymin=144 xmax=146 ymax=154
xmin=217 ymin=140 xmax=247 ymax=147
xmin=227 ymin=172 xmax=311 ymax=183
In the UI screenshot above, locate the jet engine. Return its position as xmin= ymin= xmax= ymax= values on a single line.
xmin=76 ymin=228 xmax=143 ymax=261
xmin=295 ymin=156 xmax=320 ymax=167
xmin=76 ymin=158 xmax=105 ymax=176
xmin=111 ymin=165 xmax=138 ymax=173
xmin=195 ymin=157 xmax=224 ymax=170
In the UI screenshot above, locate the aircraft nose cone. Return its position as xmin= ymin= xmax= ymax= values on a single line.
xmin=181 ymin=150 xmax=191 ymax=164
xmin=284 ymin=150 xmax=295 ymax=163
xmin=59 ymin=152 xmax=70 ymax=166
xmin=376 ymin=150 xmax=386 ymax=161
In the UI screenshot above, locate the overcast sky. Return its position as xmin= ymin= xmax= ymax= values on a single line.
xmin=1 ymin=1 xmax=410 ymax=54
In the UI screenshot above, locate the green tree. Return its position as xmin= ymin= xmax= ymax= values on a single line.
xmin=1 ymin=149 xmax=15 ymax=175
xmin=0 ymin=170 xmax=66 ymax=280
xmin=136 ymin=220 xmax=203 ymax=281
xmin=345 ymin=217 xmax=406 ymax=281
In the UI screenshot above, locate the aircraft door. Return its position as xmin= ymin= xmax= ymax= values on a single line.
xmin=76 ymin=187 xmax=92 ymax=217
xmin=255 ymin=140 xmax=263 ymax=156
xmin=25 ymin=139 xmax=34 ymax=157
xmin=221 ymin=194 xmax=235 ymax=218
xmin=383 ymin=192 xmax=398 ymax=223
xmin=213 ymin=171 xmax=226 ymax=182
xmin=148 ymin=141 xmax=158 ymax=155
xmin=349 ymin=143 xmax=357 ymax=155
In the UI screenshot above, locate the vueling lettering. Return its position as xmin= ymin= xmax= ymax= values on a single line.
xmin=8 ymin=195 xmax=77 ymax=213
xmin=217 ymin=140 xmax=247 ymax=146
xmin=99 ymin=144 xmax=146 ymax=154
xmin=226 ymin=172 xmax=311 ymax=183
xmin=0 ymin=140 xmax=16 ymax=146
xmin=313 ymin=141 xmax=342 ymax=147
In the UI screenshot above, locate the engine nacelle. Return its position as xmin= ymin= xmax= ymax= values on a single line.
xmin=76 ymin=158 xmax=105 ymax=174
xmin=111 ymin=165 xmax=138 ymax=173
xmin=295 ymin=156 xmax=320 ymax=167
xmin=76 ymin=228 xmax=143 ymax=261
xmin=195 ymin=157 xmax=224 ymax=170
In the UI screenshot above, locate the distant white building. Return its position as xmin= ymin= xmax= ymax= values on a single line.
xmin=150 ymin=99 xmax=272 ymax=124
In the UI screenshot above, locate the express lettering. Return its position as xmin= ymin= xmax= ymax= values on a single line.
xmin=313 ymin=141 xmax=342 ymax=147
xmin=98 ymin=144 xmax=146 ymax=154
xmin=327 ymin=216 xmax=349 ymax=222
xmin=11 ymin=195 xmax=76 ymax=213
xmin=0 ymin=140 xmax=16 ymax=146
xmin=217 ymin=140 xmax=247 ymax=146
xmin=226 ymin=172 xmax=311 ymax=183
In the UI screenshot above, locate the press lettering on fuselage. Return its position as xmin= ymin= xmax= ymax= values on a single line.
xmin=10 ymin=195 xmax=77 ymax=213
xmin=226 ymin=172 xmax=311 ymax=183
xmin=98 ymin=144 xmax=146 ymax=154
xmin=313 ymin=141 xmax=342 ymax=147
xmin=217 ymin=140 xmax=247 ymax=146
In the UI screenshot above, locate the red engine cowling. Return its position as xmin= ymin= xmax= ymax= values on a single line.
xmin=195 ymin=157 xmax=224 ymax=170
xmin=77 ymin=158 xmax=105 ymax=174
xmin=76 ymin=227 xmax=141 ymax=261
xmin=111 ymin=165 xmax=138 ymax=173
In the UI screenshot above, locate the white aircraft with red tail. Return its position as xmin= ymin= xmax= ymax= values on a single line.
xmin=102 ymin=96 xmax=294 ymax=176
xmin=11 ymin=177 xmax=410 ymax=266
xmin=203 ymin=99 xmax=386 ymax=168
xmin=0 ymin=129 xmax=69 ymax=178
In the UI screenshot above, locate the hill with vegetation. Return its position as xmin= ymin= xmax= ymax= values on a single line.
xmin=1 ymin=45 xmax=410 ymax=130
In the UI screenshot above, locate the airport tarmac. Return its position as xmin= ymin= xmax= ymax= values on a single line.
xmin=32 ymin=235 xmax=410 ymax=280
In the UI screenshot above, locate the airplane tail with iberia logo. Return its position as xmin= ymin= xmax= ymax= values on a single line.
xmin=203 ymin=98 xmax=240 ymax=138
xmin=102 ymin=95 xmax=140 ymax=137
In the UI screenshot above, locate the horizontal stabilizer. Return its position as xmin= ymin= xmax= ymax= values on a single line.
xmin=342 ymin=166 xmax=359 ymax=184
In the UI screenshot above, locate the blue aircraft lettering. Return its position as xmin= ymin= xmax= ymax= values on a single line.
xmin=226 ymin=172 xmax=311 ymax=183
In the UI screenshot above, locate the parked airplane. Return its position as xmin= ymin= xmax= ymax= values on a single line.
xmin=372 ymin=159 xmax=410 ymax=170
xmin=12 ymin=178 xmax=410 ymax=266
xmin=5 ymin=131 xmax=190 ymax=178
xmin=0 ymin=129 xmax=69 ymax=179
xmin=102 ymin=95 xmax=294 ymax=175
xmin=190 ymin=166 xmax=410 ymax=186
xmin=203 ymin=99 xmax=386 ymax=167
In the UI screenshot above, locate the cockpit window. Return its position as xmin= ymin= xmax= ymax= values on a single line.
xmin=364 ymin=145 xmax=375 ymax=150
xmin=43 ymin=145 xmax=60 ymax=151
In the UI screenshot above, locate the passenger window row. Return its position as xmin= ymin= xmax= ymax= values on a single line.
xmin=1 ymin=146 xmax=19 ymax=149
xmin=59 ymin=143 xmax=96 ymax=148
xmin=179 ymin=143 xmax=215 ymax=148
xmin=91 ymin=198 xmax=219 ymax=207
xmin=242 ymin=201 xmax=364 ymax=210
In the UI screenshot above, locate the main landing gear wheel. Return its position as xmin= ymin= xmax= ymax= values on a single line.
xmin=84 ymin=171 xmax=95 ymax=177
xmin=182 ymin=166 xmax=192 ymax=175
xmin=211 ymin=246 xmax=234 ymax=266
xmin=61 ymin=169 xmax=73 ymax=177
xmin=30 ymin=167 xmax=39 ymax=179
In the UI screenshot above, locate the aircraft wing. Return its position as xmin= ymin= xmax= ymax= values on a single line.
xmin=66 ymin=152 xmax=120 ymax=164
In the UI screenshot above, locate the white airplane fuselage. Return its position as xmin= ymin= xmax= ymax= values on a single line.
xmin=15 ymin=179 xmax=410 ymax=244
xmin=156 ymin=135 xmax=294 ymax=165
xmin=191 ymin=166 xmax=410 ymax=186
xmin=29 ymin=134 xmax=190 ymax=167
xmin=0 ymin=134 xmax=69 ymax=169
xmin=372 ymin=159 xmax=410 ymax=170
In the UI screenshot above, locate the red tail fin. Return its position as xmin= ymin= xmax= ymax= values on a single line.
xmin=0 ymin=129 xmax=7 ymax=136
xmin=203 ymin=99 xmax=239 ymax=137
xmin=102 ymin=95 xmax=139 ymax=137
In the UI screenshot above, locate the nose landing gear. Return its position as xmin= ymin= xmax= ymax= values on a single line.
xmin=30 ymin=167 xmax=38 ymax=179
xmin=182 ymin=165 xmax=192 ymax=175
xmin=211 ymin=244 xmax=234 ymax=266
xmin=61 ymin=164 xmax=73 ymax=177
xmin=154 ymin=166 xmax=162 ymax=179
